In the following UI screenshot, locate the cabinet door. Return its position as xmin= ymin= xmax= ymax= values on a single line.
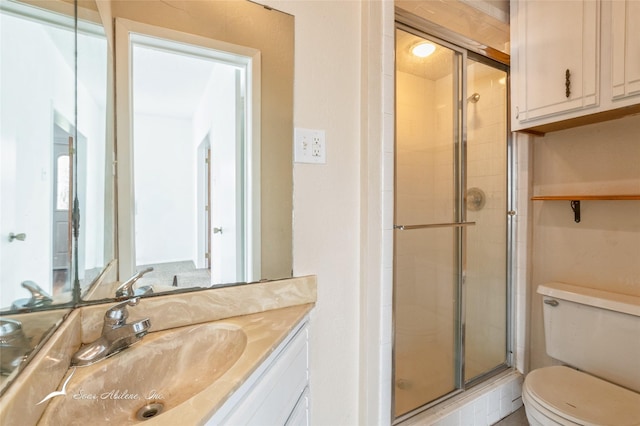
xmin=207 ymin=323 xmax=309 ymax=425
xmin=514 ymin=0 xmax=600 ymax=123
xmin=611 ymin=0 xmax=640 ymax=101
xmin=285 ymin=387 xmax=309 ymax=426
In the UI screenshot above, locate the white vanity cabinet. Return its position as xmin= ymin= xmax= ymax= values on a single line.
xmin=206 ymin=318 xmax=309 ymax=426
xmin=510 ymin=0 xmax=640 ymax=133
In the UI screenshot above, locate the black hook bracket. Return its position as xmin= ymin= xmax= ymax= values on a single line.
xmin=570 ymin=200 xmax=581 ymax=223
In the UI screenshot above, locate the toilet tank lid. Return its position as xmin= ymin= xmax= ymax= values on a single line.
xmin=538 ymin=282 xmax=640 ymax=317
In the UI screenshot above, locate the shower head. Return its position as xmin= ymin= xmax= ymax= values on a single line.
xmin=467 ymin=93 xmax=480 ymax=103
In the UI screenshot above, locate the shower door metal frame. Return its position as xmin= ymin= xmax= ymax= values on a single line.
xmin=393 ymin=10 xmax=514 ymax=423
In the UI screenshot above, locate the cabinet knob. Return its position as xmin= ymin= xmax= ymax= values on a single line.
xmin=565 ymin=69 xmax=571 ymax=98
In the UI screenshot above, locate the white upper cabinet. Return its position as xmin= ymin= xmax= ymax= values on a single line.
xmin=610 ymin=0 xmax=640 ymax=102
xmin=511 ymin=0 xmax=640 ymax=133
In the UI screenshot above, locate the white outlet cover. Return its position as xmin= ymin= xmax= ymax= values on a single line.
xmin=294 ymin=128 xmax=326 ymax=164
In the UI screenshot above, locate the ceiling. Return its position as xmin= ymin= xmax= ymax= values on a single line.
xmin=396 ymin=29 xmax=455 ymax=81
xmin=132 ymin=45 xmax=220 ymax=119
xmin=396 ymin=0 xmax=510 ymax=55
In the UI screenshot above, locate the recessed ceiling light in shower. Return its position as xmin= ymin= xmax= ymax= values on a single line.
xmin=411 ymin=42 xmax=435 ymax=58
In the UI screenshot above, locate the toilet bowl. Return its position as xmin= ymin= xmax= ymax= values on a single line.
xmin=524 ymin=282 xmax=640 ymax=426
xmin=522 ymin=366 xmax=640 ymax=426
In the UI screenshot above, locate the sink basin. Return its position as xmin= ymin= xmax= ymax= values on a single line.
xmin=40 ymin=322 xmax=247 ymax=425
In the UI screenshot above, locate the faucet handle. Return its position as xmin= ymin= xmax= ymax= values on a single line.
xmin=104 ymin=297 xmax=140 ymax=328
xmin=115 ymin=267 xmax=154 ymax=298
xmin=21 ymin=281 xmax=53 ymax=302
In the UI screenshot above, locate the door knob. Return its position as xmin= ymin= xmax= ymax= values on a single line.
xmin=213 ymin=227 xmax=223 ymax=234
xmin=9 ymin=233 xmax=26 ymax=242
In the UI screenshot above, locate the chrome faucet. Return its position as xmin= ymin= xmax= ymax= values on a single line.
xmin=0 ymin=318 xmax=31 ymax=375
xmin=11 ymin=281 xmax=53 ymax=310
xmin=71 ymin=298 xmax=151 ymax=367
xmin=115 ymin=267 xmax=154 ymax=298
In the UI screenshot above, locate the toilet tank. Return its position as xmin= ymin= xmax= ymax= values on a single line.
xmin=538 ymin=282 xmax=640 ymax=392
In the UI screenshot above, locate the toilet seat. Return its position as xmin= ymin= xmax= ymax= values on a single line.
xmin=523 ymin=366 xmax=640 ymax=426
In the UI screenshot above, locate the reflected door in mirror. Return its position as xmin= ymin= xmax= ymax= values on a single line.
xmin=0 ymin=2 xmax=76 ymax=308
xmin=116 ymin=20 xmax=262 ymax=292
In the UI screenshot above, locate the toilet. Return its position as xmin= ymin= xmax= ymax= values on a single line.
xmin=522 ymin=282 xmax=640 ymax=426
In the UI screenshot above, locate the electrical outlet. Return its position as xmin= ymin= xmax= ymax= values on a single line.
xmin=294 ymin=128 xmax=326 ymax=164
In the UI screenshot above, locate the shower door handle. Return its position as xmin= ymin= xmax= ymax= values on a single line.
xmin=394 ymin=222 xmax=476 ymax=230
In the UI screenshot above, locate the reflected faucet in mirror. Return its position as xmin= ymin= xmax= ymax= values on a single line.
xmin=71 ymin=297 xmax=150 ymax=367
xmin=0 ymin=318 xmax=31 ymax=375
xmin=115 ymin=267 xmax=154 ymax=298
xmin=11 ymin=281 xmax=53 ymax=310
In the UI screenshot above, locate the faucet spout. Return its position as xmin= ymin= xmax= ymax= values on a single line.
xmin=71 ymin=319 xmax=151 ymax=366
xmin=70 ymin=298 xmax=151 ymax=367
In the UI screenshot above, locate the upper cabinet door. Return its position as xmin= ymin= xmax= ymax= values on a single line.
xmin=610 ymin=0 xmax=640 ymax=102
xmin=511 ymin=0 xmax=600 ymax=129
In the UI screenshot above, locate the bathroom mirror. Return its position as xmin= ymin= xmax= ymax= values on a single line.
xmin=0 ymin=0 xmax=110 ymax=311
xmin=101 ymin=0 xmax=294 ymax=297
xmin=0 ymin=0 xmax=109 ymax=387
xmin=0 ymin=0 xmax=293 ymax=384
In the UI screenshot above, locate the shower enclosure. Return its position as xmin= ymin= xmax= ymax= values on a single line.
xmin=393 ymin=22 xmax=511 ymax=420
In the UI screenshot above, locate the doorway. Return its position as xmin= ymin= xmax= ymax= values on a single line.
xmin=52 ymin=118 xmax=87 ymax=295
xmin=115 ymin=19 xmax=261 ymax=289
xmin=393 ymin=24 xmax=512 ymax=420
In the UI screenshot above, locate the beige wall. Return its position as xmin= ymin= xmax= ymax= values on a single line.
xmin=529 ymin=114 xmax=640 ymax=370
xmin=260 ymin=1 xmax=364 ymax=424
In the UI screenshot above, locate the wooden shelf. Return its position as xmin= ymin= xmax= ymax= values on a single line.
xmin=531 ymin=194 xmax=640 ymax=223
xmin=531 ymin=195 xmax=640 ymax=201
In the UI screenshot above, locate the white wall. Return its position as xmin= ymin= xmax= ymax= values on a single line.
xmin=77 ymin=45 xmax=108 ymax=274
xmin=192 ymin=64 xmax=239 ymax=280
xmin=133 ymin=114 xmax=196 ymax=265
xmin=0 ymin=14 xmax=75 ymax=305
xmin=1 ymin=9 xmax=108 ymax=300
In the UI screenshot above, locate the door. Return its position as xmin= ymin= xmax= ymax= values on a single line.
xmin=52 ymin=123 xmax=74 ymax=294
xmin=394 ymin=28 xmax=464 ymax=417
xmin=205 ymin=145 xmax=212 ymax=270
xmin=393 ymin=25 xmax=511 ymax=420
xmin=464 ymin=57 xmax=509 ymax=383
xmin=513 ymin=0 xmax=599 ymax=124
xmin=209 ymin=68 xmax=246 ymax=284
xmin=52 ymin=135 xmax=72 ymax=272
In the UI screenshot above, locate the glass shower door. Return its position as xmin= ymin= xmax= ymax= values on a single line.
xmin=464 ymin=58 xmax=509 ymax=382
xmin=394 ymin=29 xmax=464 ymax=417
xmin=393 ymin=26 xmax=511 ymax=420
